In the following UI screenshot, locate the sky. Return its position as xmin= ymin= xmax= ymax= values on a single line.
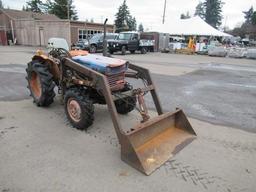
xmin=3 ymin=0 xmax=256 ymax=30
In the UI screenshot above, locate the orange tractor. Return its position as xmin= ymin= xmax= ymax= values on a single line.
xmin=26 ymin=38 xmax=196 ymax=175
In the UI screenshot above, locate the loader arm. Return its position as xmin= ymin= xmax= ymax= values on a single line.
xmin=62 ymin=58 xmax=196 ymax=175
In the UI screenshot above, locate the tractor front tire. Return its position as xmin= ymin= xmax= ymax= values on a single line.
xmin=64 ymin=88 xmax=94 ymax=130
xmin=26 ymin=60 xmax=55 ymax=107
xmin=115 ymin=83 xmax=136 ymax=114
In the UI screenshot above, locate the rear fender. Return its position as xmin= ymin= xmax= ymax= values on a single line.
xmin=32 ymin=54 xmax=60 ymax=81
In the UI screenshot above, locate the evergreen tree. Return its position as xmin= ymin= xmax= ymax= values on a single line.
xmin=204 ymin=0 xmax=224 ymax=28
xmin=90 ymin=18 xmax=94 ymax=23
xmin=138 ymin=23 xmax=144 ymax=32
xmin=47 ymin=0 xmax=78 ymax=20
xmin=252 ymin=11 xmax=256 ymax=25
xmin=194 ymin=1 xmax=205 ymax=19
xmin=25 ymin=0 xmax=44 ymax=13
xmin=128 ymin=16 xmax=136 ymax=31
xmin=114 ymin=0 xmax=136 ymax=32
xmin=243 ymin=6 xmax=254 ymax=24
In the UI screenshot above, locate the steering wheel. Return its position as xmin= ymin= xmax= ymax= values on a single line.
xmin=56 ymin=48 xmax=72 ymax=58
xmin=49 ymin=48 xmax=71 ymax=60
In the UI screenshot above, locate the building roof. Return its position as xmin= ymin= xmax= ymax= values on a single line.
xmin=152 ymin=16 xmax=232 ymax=37
xmin=0 ymin=9 xmax=60 ymax=21
xmin=70 ymin=20 xmax=114 ymax=27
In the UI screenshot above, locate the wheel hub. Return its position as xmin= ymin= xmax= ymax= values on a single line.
xmin=30 ymin=71 xmax=42 ymax=98
xmin=67 ymin=99 xmax=81 ymax=122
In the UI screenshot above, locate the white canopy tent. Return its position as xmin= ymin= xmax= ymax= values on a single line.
xmin=152 ymin=16 xmax=232 ymax=37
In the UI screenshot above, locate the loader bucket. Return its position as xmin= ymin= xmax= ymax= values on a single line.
xmin=120 ymin=109 xmax=196 ymax=175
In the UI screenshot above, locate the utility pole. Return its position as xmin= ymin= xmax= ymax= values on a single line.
xmin=103 ymin=18 xmax=108 ymax=56
xmin=162 ymin=0 xmax=167 ymax=24
xmin=224 ymin=16 xmax=228 ymax=31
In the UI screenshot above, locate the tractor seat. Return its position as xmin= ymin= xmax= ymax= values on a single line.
xmin=69 ymin=50 xmax=89 ymax=57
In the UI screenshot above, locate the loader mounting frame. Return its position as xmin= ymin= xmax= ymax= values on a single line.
xmin=62 ymin=58 xmax=196 ymax=175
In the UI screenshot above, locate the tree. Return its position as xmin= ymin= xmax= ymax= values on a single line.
xmin=128 ymin=16 xmax=136 ymax=31
xmin=180 ymin=11 xmax=191 ymax=19
xmin=243 ymin=6 xmax=254 ymax=24
xmin=47 ymin=0 xmax=78 ymax=20
xmin=231 ymin=27 xmax=246 ymax=38
xmin=194 ymin=1 xmax=205 ymax=19
xmin=138 ymin=23 xmax=144 ymax=32
xmin=231 ymin=7 xmax=256 ymax=39
xmin=25 ymin=0 xmax=44 ymax=13
xmin=114 ymin=0 xmax=137 ymax=32
xmin=204 ymin=0 xmax=224 ymax=28
xmin=90 ymin=18 xmax=94 ymax=23
xmin=252 ymin=11 xmax=256 ymax=25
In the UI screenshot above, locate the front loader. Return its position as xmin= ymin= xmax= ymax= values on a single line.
xmin=26 ymin=38 xmax=196 ymax=175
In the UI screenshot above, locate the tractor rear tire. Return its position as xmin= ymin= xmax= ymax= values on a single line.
xmin=64 ymin=88 xmax=94 ymax=130
xmin=115 ymin=83 xmax=136 ymax=114
xmin=115 ymin=97 xmax=136 ymax=114
xmin=26 ymin=60 xmax=55 ymax=107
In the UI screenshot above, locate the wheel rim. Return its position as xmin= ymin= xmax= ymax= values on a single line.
xmin=29 ymin=71 xmax=42 ymax=98
xmin=67 ymin=98 xmax=81 ymax=122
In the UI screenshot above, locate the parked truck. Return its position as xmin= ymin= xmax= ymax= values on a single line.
xmin=107 ymin=31 xmax=155 ymax=55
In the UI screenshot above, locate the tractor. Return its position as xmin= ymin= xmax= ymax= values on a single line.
xmin=26 ymin=38 xmax=196 ymax=175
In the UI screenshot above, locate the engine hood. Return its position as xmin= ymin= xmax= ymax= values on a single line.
xmin=108 ymin=40 xmax=129 ymax=44
xmin=72 ymin=54 xmax=127 ymax=68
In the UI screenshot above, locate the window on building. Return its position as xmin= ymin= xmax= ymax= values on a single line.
xmin=78 ymin=30 xmax=87 ymax=40
xmin=78 ymin=29 xmax=103 ymax=40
